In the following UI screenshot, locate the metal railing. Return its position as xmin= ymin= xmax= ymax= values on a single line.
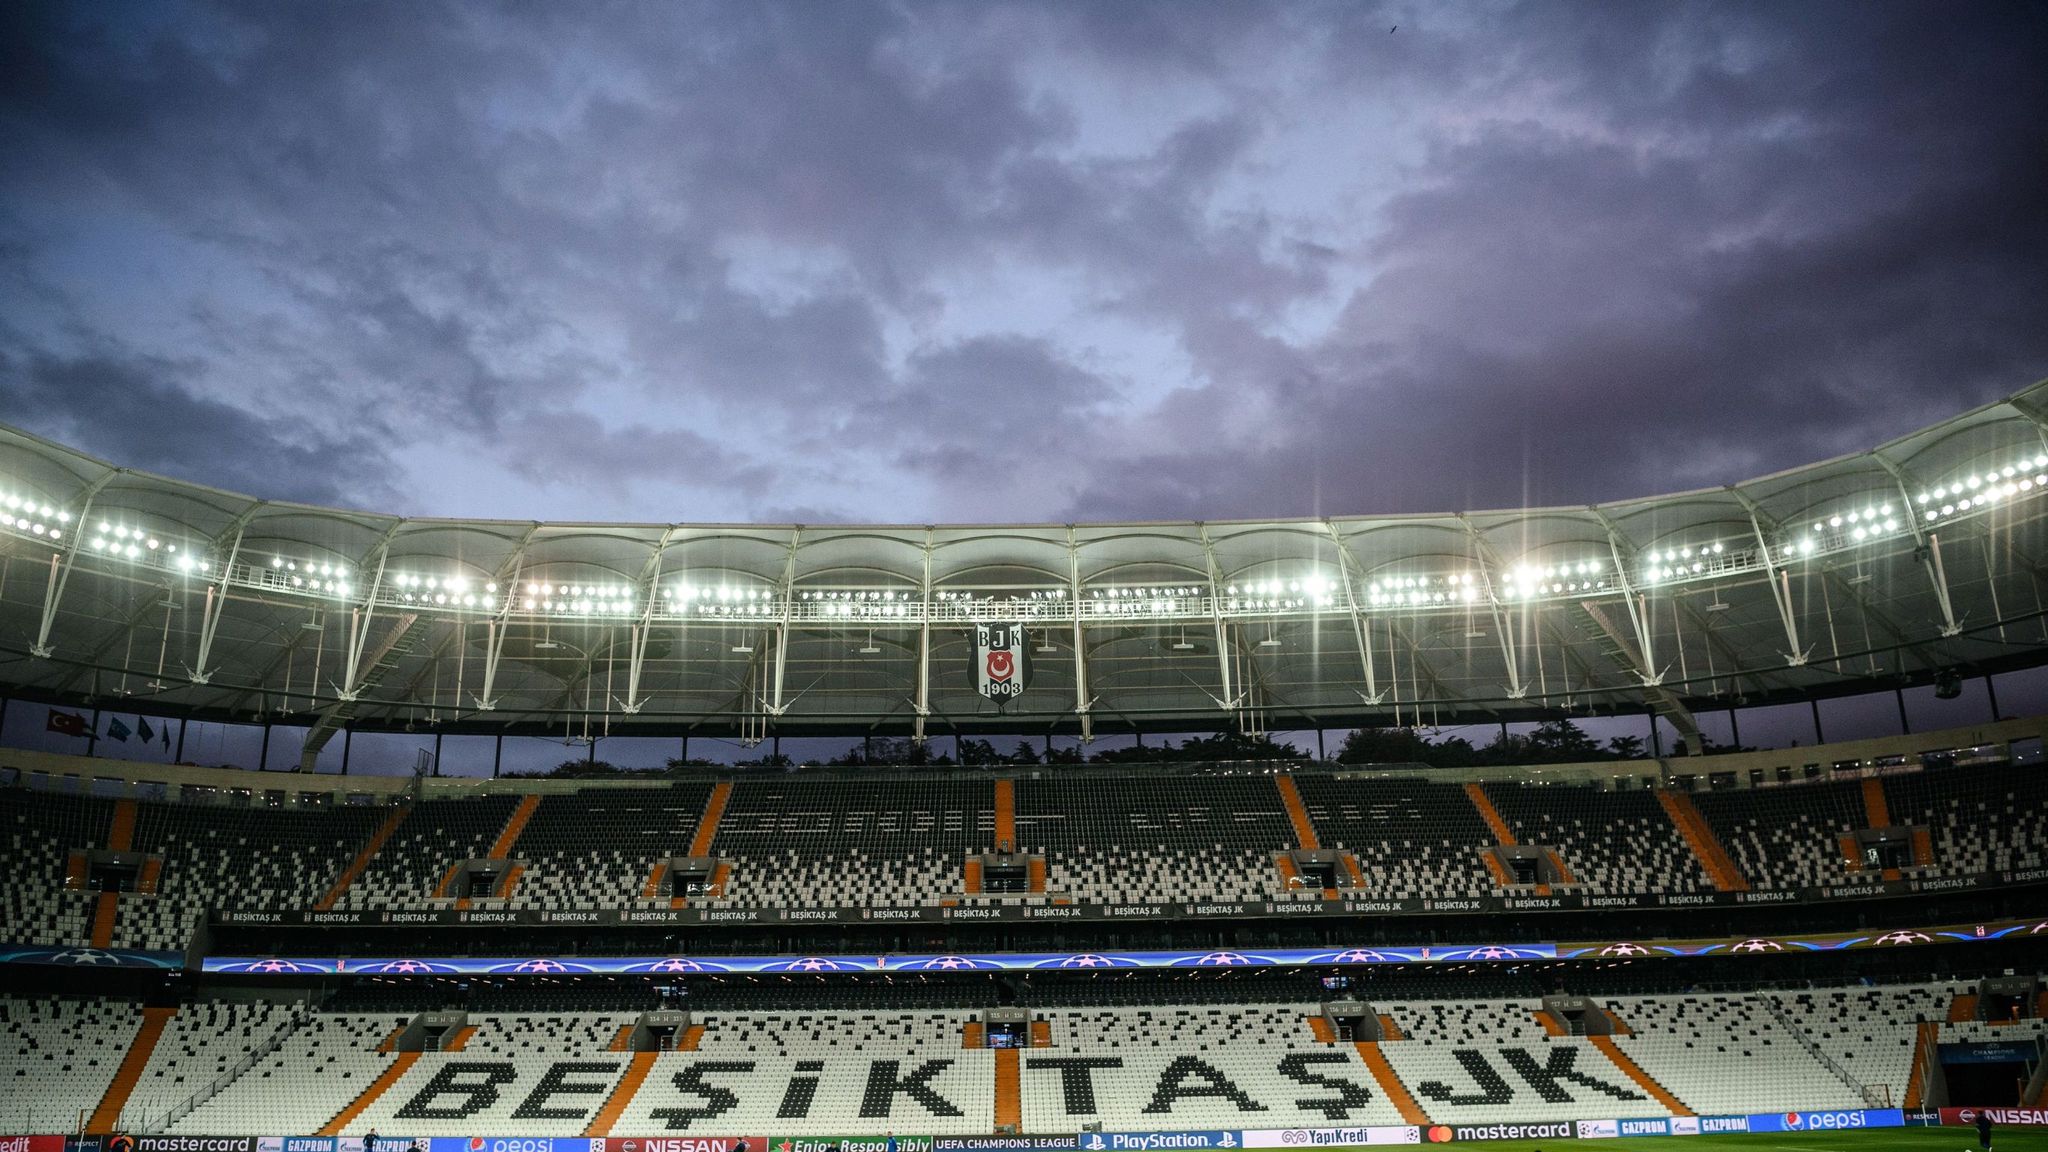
xmin=141 ymin=1002 xmax=312 ymax=1133
xmin=1759 ymin=992 xmax=1888 ymax=1108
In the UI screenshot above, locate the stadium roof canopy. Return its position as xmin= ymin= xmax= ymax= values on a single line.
xmin=4 ymin=380 xmax=2048 ymax=761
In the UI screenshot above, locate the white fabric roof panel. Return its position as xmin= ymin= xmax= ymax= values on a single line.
xmin=0 ymin=379 xmax=2044 ymax=742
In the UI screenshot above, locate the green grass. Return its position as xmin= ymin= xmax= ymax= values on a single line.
xmin=1321 ymin=1132 xmax=2044 ymax=1152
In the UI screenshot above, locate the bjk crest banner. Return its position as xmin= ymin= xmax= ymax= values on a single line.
xmin=972 ymin=622 xmax=1029 ymax=701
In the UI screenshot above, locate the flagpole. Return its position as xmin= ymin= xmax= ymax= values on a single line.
xmin=86 ymin=708 xmax=100 ymax=757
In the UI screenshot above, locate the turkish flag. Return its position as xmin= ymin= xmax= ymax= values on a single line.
xmin=46 ymin=710 xmax=89 ymax=738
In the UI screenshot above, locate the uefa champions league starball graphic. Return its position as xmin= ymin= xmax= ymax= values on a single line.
xmin=1872 ymin=929 xmax=1931 ymax=946
xmin=1595 ymin=942 xmax=1652 ymax=956
xmin=1731 ymin=938 xmax=1784 ymax=953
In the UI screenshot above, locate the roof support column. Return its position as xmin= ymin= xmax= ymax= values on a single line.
xmin=1068 ymin=531 xmax=1092 ymax=743
xmin=1199 ymin=526 xmax=1239 ymax=710
xmin=912 ymin=529 xmax=932 ymax=744
xmin=1741 ymin=509 xmax=1812 ymax=664
xmin=1324 ymin=524 xmax=1382 ymax=704
xmin=1866 ymin=458 xmax=1959 ymax=636
xmin=188 ymin=527 xmax=244 ymax=684
xmin=339 ymin=552 xmax=388 ymax=700
xmin=29 ymin=493 xmax=98 ymax=659
xmin=771 ymin=529 xmax=800 ymax=720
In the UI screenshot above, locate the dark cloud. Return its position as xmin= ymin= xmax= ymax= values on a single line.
xmin=0 ymin=344 xmax=399 ymax=509
xmin=0 ymin=1 xmax=2042 ymax=525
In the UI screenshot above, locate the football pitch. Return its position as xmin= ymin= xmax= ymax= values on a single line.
xmin=1326 ymin=1133 xmax=2039 ymax=1152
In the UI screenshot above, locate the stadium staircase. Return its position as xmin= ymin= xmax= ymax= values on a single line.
xmin=1910 ymin=827 xmax=1935 ymax=868
xmin=1903 ymin=1021 xmax=1938 ymax=1108
xmin=317 ymin=1052 xmax=419 ymax=1136
xmin=90 ymin=893 xmax=120 ymax=948
xmin=1302 ymin=1016 xmax=1429 ymax=1123
xmin=1275 ymin=775 xmax=1319 ymax=848
xmin=88 ymin=1005 xmax=173 ymax=1132
xmin=582 ymin=1051 xmax=655 ymax=1136
xmin=316 ymin=805 xmax=410 ymax=910
xmin=89 ymin=799 xmax=142 ymax=947
xmin=1589 ymin=1035 xmax=1694 ymax=1116
xmin=1655 ymin=790 xmax=1750 ymax=892
xmin=1465 ymin=783 xmax=1538 ymax=891
xmin=1859 ymin=779 xmax=1903 ymax=880
xmin=994 ymin=779 xmax=1016 ymax=847
xmin=994 ymin=1048 xmax=1022 ymax=1131
xmin=1356 ymin=1040 xmax=1429 ymax=1124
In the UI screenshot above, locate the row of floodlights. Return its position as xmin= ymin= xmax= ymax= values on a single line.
xmin=5 ymin=495 xmax=67 ymax=539
xmin=1644 ymin=542 xmax=1723 ymax=583
xmin=1919 ymin=456 xmax=2048 ymax=523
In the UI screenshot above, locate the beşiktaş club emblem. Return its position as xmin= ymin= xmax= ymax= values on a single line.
xmin=972 ymin=622 xmax=1030 ymax=702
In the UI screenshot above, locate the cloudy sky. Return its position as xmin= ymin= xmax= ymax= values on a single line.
xmin=2 ymin=1 xmax=2044 ymax=527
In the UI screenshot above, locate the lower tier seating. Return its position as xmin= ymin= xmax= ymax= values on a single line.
xmin=0 ymin=996 xmax=141 ymax=1134
xmin=7 ymin=983 xmax=2012 ymax=1134
xmin=1603 ymin=994 xmax=1863 ymax=1114
xmin=1379 ymin=999 xmax=1666 ymax=1124
xmin=169 ymin=1014 xmax=406 ymax=1135
xmin=121 ymin=999 xmax=309 ymax=1129
xmin=1026 ymin=1005 xmax=1412 ymax=1130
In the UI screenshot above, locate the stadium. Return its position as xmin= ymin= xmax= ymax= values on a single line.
xmin=2 ymin=384 xmax=2046 ymax=1148
xmin=5 ymin=4 xmax=2047 ymax=1152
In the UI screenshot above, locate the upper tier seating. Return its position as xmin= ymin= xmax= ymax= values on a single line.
xmin=0 ymin=996 xmax=142 ymax=1134
xmin=1485 ymin=783 xmax=1709 ymax=894
xmin=116 ymin=801 xmax=388 ymax=950
xmin=1294 ymin=776 xmax=1494 ymax=898
xmin=1027 ymin=1005 xmax=1411 ymax=1130
xmin=338 ymin=796 xmax=522 ymax=908
xmin=1884 ymin=764 xmax=2048 ymax=876
xmin=711 ymin=780 xmax=993 ymax=907
xmin=1018 ymin=777 xmax=1297 ymax=905
xmin=169 ymin=1013 xmax=405 ymax=1135
xmin=506 ymin=784 xmax=713 ymax=908
xmin=1379 ymin=999 xmax=1666 ymax=1123
xmin=1692 ymin=779 xmax=1871 ymax=890
xmin=0 ymin=789 xmax=112 ymax=947
xmin=120 ymin=999 xmax=309 ymax=1129
xmin=1603 ymin=994 xmax=1863 ymax=1113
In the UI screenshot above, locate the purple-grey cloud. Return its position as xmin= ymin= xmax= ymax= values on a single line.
xmin=0 ymin=0 xmax=2040 ymax=527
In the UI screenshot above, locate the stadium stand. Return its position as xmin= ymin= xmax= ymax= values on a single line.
xmin=119 ymin=998 xmax=310 ymax=1129
xmin=0 ymin=976 xmax=2031 ymax=1135
xmin=115 ymin=801 xmax=389 ymax=950
xmin=336 ymin=795 xmax=522 ymax=908
xmin=1024 ymin=1004 xmax=1412 ymax=1129
xmin=1602 ymin=993 xmax=1865 ymax=1114
xmin=1766 ymin=984 xmax=1943 ymax=1108
xmin=0 ymin=789 xmax=109 ymax=948
xmin=709 ymin=779 xmax=992 ymax=908
xmin=1294 ymin=776 xmax=1495 ymax=899
xmin=507 ymin=784 xmax=714 ymax=908
xmin=1484 ymin=782 xmax=1710 ymax=894
xmin=1690 ymin=779 xmax=1871 ymax=890
xmin=1377 ymin=999 xmax=1668 ymax=1123
xmin=343 ymin=1013 xmax=638 ymax=1136
xmin=0 ymin=996 xmax=142 ymax=1133
xmin=1884 ymin=763 xmax=2048 ymax=876
xmin=1018 ymin=776 xmax=1299 ymax=905
xmin=168 ymin=1013 xmax=407 ymax=1135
